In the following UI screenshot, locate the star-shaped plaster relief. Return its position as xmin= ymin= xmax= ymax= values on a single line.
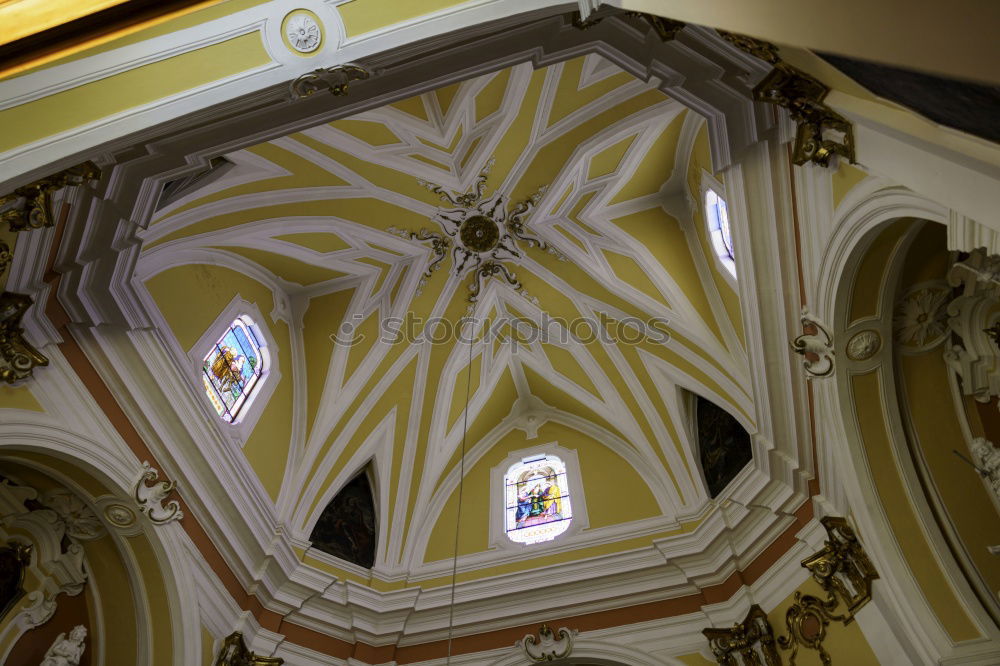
xmin=389 ymin=159 xmax=565 ymax=305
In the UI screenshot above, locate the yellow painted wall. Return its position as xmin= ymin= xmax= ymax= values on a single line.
xmin=1 ymin=32 xmax=270 ymax=151
xmin=0 ymin=385 xmax=44 ymax=412
xmin=144 ymin=263 xmax=292 ymax=500
xmin=337 ymin=0 xmax=467 ymax=37
xmin=423 ymin=420 xmax=661 ymax=562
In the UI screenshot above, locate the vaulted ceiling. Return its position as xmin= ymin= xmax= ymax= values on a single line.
xmin=135 ymin=54 xmax=751 ymax=583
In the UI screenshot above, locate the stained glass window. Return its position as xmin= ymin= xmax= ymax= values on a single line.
xmin=705 ymin=189 xmax=736 ymax=278
xmin=202 ymin=316 xmax=265 ymax=423
xmin=504 ymin=454 xmax=572 ymax=545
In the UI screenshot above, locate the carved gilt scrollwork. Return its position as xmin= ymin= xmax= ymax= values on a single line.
xmin=0 ymin=162 xmax=100 ymax=232
xmin=703 ymin=604 xmax=782 ymax=666
xmin=215 ymin=631 xmax=283 ymax=666
xmin=719 ymin=32 xmax=854 ymax=167
xmin=776 ymin=517 xmax=879 ymax=665
xmin=289 ymin=64 xmax=369 ymax=99
xmin=0 ymin=291 xmax=48 ymax=384
xmin=517 ymin=624 xmax=577 ymax=662
xmin=0 ymin=240 xmax=11 ymax=277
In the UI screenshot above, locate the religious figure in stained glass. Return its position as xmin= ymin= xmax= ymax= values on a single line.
xmin=202 ymin=317 xmax=266 ymax=423
xmin=505 ymin=455 xmax=572 ymax=544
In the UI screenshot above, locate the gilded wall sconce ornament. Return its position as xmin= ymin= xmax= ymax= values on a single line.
xmin=777 ymin=516 xmax=879 ymax=665
xmin=0 ymin=541 xmax=31 ymax=621
xmin=718 ymin=32 xmax=854 ymax=167
xmin=289 ymin=63 xmax=369 ymax=99
xmin=0 ymin=240 xmax=11 ymax=277
xmin=517 ymin=624 xmax=577 ymax=662
xmin=791 ymin=308 xmax=834 ymax=378
xmin=133 ymin=461 xmax=184 ymax=525
xmin=215 ymin=631 xmax=284 ymax=665
xmin=0 ymin=291 xmax=49 ymax=384
xmin=0 ymin=162 xmax=100 ymax=232
xmin=390 ymin=158 xmax=564 ymax=304
xmin=702 ymin=604 xmax=781 ymax=666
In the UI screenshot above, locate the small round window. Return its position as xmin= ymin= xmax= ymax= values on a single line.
xmin=705 ymin=189 xmax=736 ymax=278
xmin=202 ymin=316 xmax=267 ymax=423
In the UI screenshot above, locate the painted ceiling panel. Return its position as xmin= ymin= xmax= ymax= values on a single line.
xmin=136 ymin=53 xmax=752 ymax=582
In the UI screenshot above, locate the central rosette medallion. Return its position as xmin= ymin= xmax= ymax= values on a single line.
xmin=388 ymin=158 xmax=564 ymax=303
xmin=458 ymin=215 xmax=501 ymax=253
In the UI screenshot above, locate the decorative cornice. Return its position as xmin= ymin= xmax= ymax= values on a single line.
xmin=289 ymin=64 xmax=369 ymax=100
xmin=0 ymin=162 xmax=99 ymax=232
xmin=215 ymin=631 xmax=283 ymax=665
xmin=719 ymin=32 xmax=854 ymax=167
xmin=0 ymin=291 xmax=48 ymax=384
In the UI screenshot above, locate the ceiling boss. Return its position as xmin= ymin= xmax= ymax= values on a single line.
xmin=389 ymin=159 xmax=564 ymax=304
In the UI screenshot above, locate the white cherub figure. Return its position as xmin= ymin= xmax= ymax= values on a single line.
xmin=41 ymin=625 xmax=87 ymax=666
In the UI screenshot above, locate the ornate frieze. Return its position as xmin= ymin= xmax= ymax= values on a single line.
xmin=390 ymin=157 xmax=564 ymax=304
xmin=0 ymin=162 xmax=100 ymax=232
xmin=289 ymin=64 xmax=369 ymax=99
xmin=133 ymin=462 xmax=184 ymax=525
xmin=719 ymin=32 xmax=854 ymax=167
xmin=703 ymin=604 xmax=781 ymax=666
xmin=791 ymin=308 xmax=834 ymax=379
xmin=517 ymin=624 xmax=577 ymax=662
xmin=0 ymin=291 xmax=48 ymax=384
xmin=215 ymin=631 xmax=283 ymax=665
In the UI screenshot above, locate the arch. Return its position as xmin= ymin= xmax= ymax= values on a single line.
xmin=0 ymin=417 xmax=202 ymax=666
xmin=813 ymin=185 xmax=1000 ymax=664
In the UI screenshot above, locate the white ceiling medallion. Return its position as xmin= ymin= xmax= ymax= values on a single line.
xmin=285 ymin=11 xmax=322 ymax=54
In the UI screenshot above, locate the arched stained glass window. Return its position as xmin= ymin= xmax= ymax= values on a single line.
xmin=705 ymin=189 xmax=736 ymax=278
xmin=202 ymin=316 xmax=266 ymax=423
xmin=504 ymin=454 xmax=572 ymax=545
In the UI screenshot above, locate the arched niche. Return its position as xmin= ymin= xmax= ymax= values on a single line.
xmin=0 ymin=436 xmax=201 ymax=666
xmin=816 ymin=189 xmax=1000 ymax=664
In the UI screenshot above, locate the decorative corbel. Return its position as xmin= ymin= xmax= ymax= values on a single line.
xmin=791 ymin=308 xmax=835 ymax=378
xmin=719 ymin=32 xmax=854 ymax=167
xmin=215 ymin=631 xmax=283 ymax=665
xmin=517 ymin=624 xmax=577 ymax=662
xmin=133 ymin=462 xmax=184 ymax=525
xmin=289 ymin=64 xmax=369 ymax=99
xmin=0 ymin=291 xmax=48 ymax=384
xmin=0 ymin=162 xmax=100 ymax=232
xmin=777 ymin=517 xmax=879 ymax=664
xmin=703 ymin=604 xmax=781 ymax=666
